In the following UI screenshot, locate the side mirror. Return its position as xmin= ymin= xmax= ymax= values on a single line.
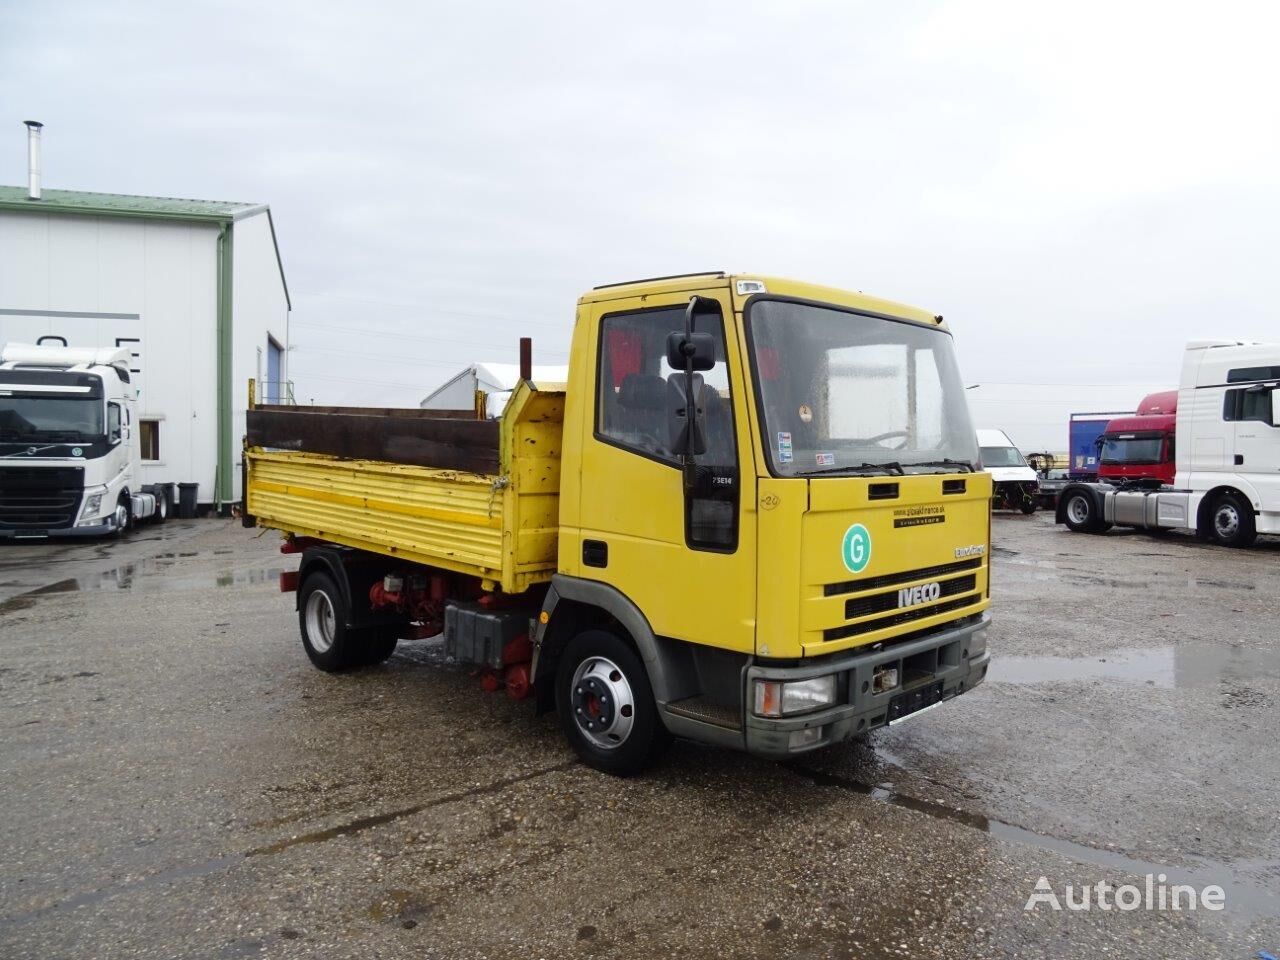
xmin=666 ymin=373 xmax=707 ymax=457
xmin=666 ymin=331 xmax=716 ymax=372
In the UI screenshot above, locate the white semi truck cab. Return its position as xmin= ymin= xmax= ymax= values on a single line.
xmin=0 ymin=343 xmax=170 ymax=538
xmin=1057 ymin=340 xmax=1280 ymax=547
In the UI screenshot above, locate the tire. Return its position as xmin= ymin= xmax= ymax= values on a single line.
xmin=111 ymin=496 xmax=131 ymax=539
xmin=556 ymin=629 xmax=668 ymax=776
xmin=1062 ymin=490 xmax=1109 ymax=534
xmin=298 ymin=571 xmax=362 ymax=671
xmin=354 ymin=627 xmax=399 ymax=666
xmin=151 ymin=489 xmax=168 ymax=525
xmin=1019 ymin=498 xmax=1037 ymax=515
xmin=1206 ymin=491 xmax=1257 ymax=548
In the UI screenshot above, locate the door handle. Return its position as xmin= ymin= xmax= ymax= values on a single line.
xmin=1234 ymin=454 xmax=1244 ymax=465
xmin=583 ymin=539 xmax=608 ymax=568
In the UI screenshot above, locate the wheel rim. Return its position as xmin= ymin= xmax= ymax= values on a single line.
xmin=1214 ymin=503 xmax=1239 ymax=539
xmin=1067 ymin=496 xmax=1090 ymax=525
xmin=305 ymin=589 xmax=337 ymax=654
xmin=158 ymin=496 xmax=167 ymax=519
xmin=114 ymin=504 xmax=128 ymax=530
xmin=569 ymin=656 xmax=635 ymax=750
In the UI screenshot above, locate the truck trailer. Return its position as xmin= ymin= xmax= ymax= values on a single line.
xmin=1058 ymin=341 xmax=1279 ymax=548
xmin=245 ymin=273 xmax=994 ymax=775
xmin=0 ymin=342 xmax=171 ymax=537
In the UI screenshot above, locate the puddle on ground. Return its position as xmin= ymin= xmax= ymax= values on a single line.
xmin=993 ymin=553 xmax=1257 ymax=592
xmin=797 ymin=764 xmax=1279 ymax=926
xmin=988 ymin=641 xmax=1280 ymax=690
xmin=0 ymin=557 xmax=290 ymax=613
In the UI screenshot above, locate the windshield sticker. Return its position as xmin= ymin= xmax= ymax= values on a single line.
xmin=893 ymin=504 xmax=945 ymax=528
xmin=798 ymin=403 xmax=813 ymax=424
xmin=815 ymin=452 xmax=835 ymax=467
xmin=841 ymin=523 xmax=872 ymax=573
xmin=777 ymin=432 xmax=793 ymax=464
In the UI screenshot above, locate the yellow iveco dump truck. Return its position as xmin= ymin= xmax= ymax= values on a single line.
xmin=245 ymin=272 xmax=993 ymax=775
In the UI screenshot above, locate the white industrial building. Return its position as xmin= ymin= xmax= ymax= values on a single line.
xmin=0 ymin=128 xmax=289 ymax=510
xmin=421 ymin=362 xmax=569 ymax=417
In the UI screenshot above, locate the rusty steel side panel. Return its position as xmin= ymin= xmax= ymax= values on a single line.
xmin=246 ymin=408 xmax=499 ymax=474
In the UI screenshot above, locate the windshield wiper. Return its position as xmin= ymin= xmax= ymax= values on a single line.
xmin=808 ymin=461 xmax=905 ymax=477
xmin=904 ymin=459 xmax=975 ymax=473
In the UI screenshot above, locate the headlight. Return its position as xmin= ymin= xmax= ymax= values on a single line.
xmin=753 ymin=675 xmax=838 ymax=717
xmin=81 ymin=491 xmax=104 ymax=517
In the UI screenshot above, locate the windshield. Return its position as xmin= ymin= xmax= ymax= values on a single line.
xmin=748 ymin=300 xmax=979 ymax=476
xmin=0 ymin=396 xmax=104 ymax=440
xmin=980 ymin=446 xmax=1026 ymax=468
xmin=1100 ymin=435 xmax=1166 ymax=464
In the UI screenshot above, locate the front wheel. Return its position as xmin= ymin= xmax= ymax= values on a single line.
xmin=556 ymin=630 xmax=668 ymax=776
xmin=1062 ymin=491 xmax=1109 ymax=533
xmin=111 ymin=496 xmax=131 ymax=539
xmin=1207 ymin=491 xmax=1257 ymax=548
xmin=1019 ymin=498 xmax=1037 ymax=515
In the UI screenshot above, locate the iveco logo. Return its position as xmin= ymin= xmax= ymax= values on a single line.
xmin=898 ymin=581 xmax=941 ymax=609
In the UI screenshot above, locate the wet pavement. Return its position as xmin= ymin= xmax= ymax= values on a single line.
xmin=0 ymin=514 xmax=1276 ymax=958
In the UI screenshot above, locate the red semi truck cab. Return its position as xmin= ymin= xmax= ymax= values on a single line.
xmin=1097 ymin=390 xmax=1177 ymax=485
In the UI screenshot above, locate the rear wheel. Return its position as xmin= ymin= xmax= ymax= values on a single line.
xmin=1207 ymin=491 xmax=1256 ymax=548
xmin=150 ymin=489 xmax=168 ymax=524
xmin=556 ymin=629 xmax=667 ymax=776
xmin=354 ymin=627 xmax=399 ymax=666
xmin=1019 ymin=497 xmax=1037 ymax=515
xmin=1062 ymin=491 xmax=1109 ymax=533
xmin=299 ymin=572 xmax=365 ymax=671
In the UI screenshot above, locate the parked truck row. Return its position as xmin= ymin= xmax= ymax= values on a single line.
xmin=1057 ymin=340 xmax=1279 ymax=547
xmin=244 ymin=273 xmax=994 ymax=774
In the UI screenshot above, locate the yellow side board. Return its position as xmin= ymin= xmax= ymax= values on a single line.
xmin=246 ymin=383 xmax=564 ymax=595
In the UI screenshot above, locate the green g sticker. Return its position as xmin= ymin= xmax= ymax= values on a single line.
xmin=841 ymin=523 xmax=872 ymax=573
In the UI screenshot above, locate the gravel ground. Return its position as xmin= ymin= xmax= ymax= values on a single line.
xmin=0 ymin=513 xmax=1276 ymax=959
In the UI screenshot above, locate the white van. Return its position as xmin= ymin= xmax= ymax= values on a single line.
xmin=976 ymin=428 xmax=1039 ymax=513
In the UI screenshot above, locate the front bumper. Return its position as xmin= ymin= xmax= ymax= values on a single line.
xmin=742 ymin=613 xmax=991 ymax=759
xmin=0 ymin=518 xmax=117 ymax=539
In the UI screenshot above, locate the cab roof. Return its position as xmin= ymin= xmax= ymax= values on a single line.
xmin=579 ymin=272 xmax=945 ymax=329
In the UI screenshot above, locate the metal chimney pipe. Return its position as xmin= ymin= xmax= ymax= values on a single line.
xmin=24 ymin=120 xmax=43 ymax=200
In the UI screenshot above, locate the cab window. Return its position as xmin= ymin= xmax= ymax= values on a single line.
xmin=596 ymin=306 xmax=734 ymax=467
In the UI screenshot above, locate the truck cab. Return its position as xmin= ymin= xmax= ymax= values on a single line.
xmin=1096 ymin=391 xmax=1177 ymax=486
xmin=548 ymin=275 xmax=993 ymax=764
xmin=0 ymin=342 xmax=165 ymax=537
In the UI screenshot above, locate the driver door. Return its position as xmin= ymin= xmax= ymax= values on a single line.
xmin=575 ymin=290 xmax=757 ymax=655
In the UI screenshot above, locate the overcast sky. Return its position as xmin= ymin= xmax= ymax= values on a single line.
xmin=4 ymin=0 xmax=1278 ymax=449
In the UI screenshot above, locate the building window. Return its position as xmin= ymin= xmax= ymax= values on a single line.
xmin=140 ymin=419 xmax=161 ymax=461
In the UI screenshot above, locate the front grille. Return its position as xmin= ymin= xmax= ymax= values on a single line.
xmin=0 ymin=466 xmax=84 ymax=530
xmin=823 ymin=594 xmax=983 ymax=642
xmin=824 ymin=556 xmax=982 ymax=597
xmin=843 ymin=574 xmax=976 ymax=620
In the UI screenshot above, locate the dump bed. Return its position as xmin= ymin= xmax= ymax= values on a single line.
xmin=245 ymin=382 xmax=564 ymax=594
